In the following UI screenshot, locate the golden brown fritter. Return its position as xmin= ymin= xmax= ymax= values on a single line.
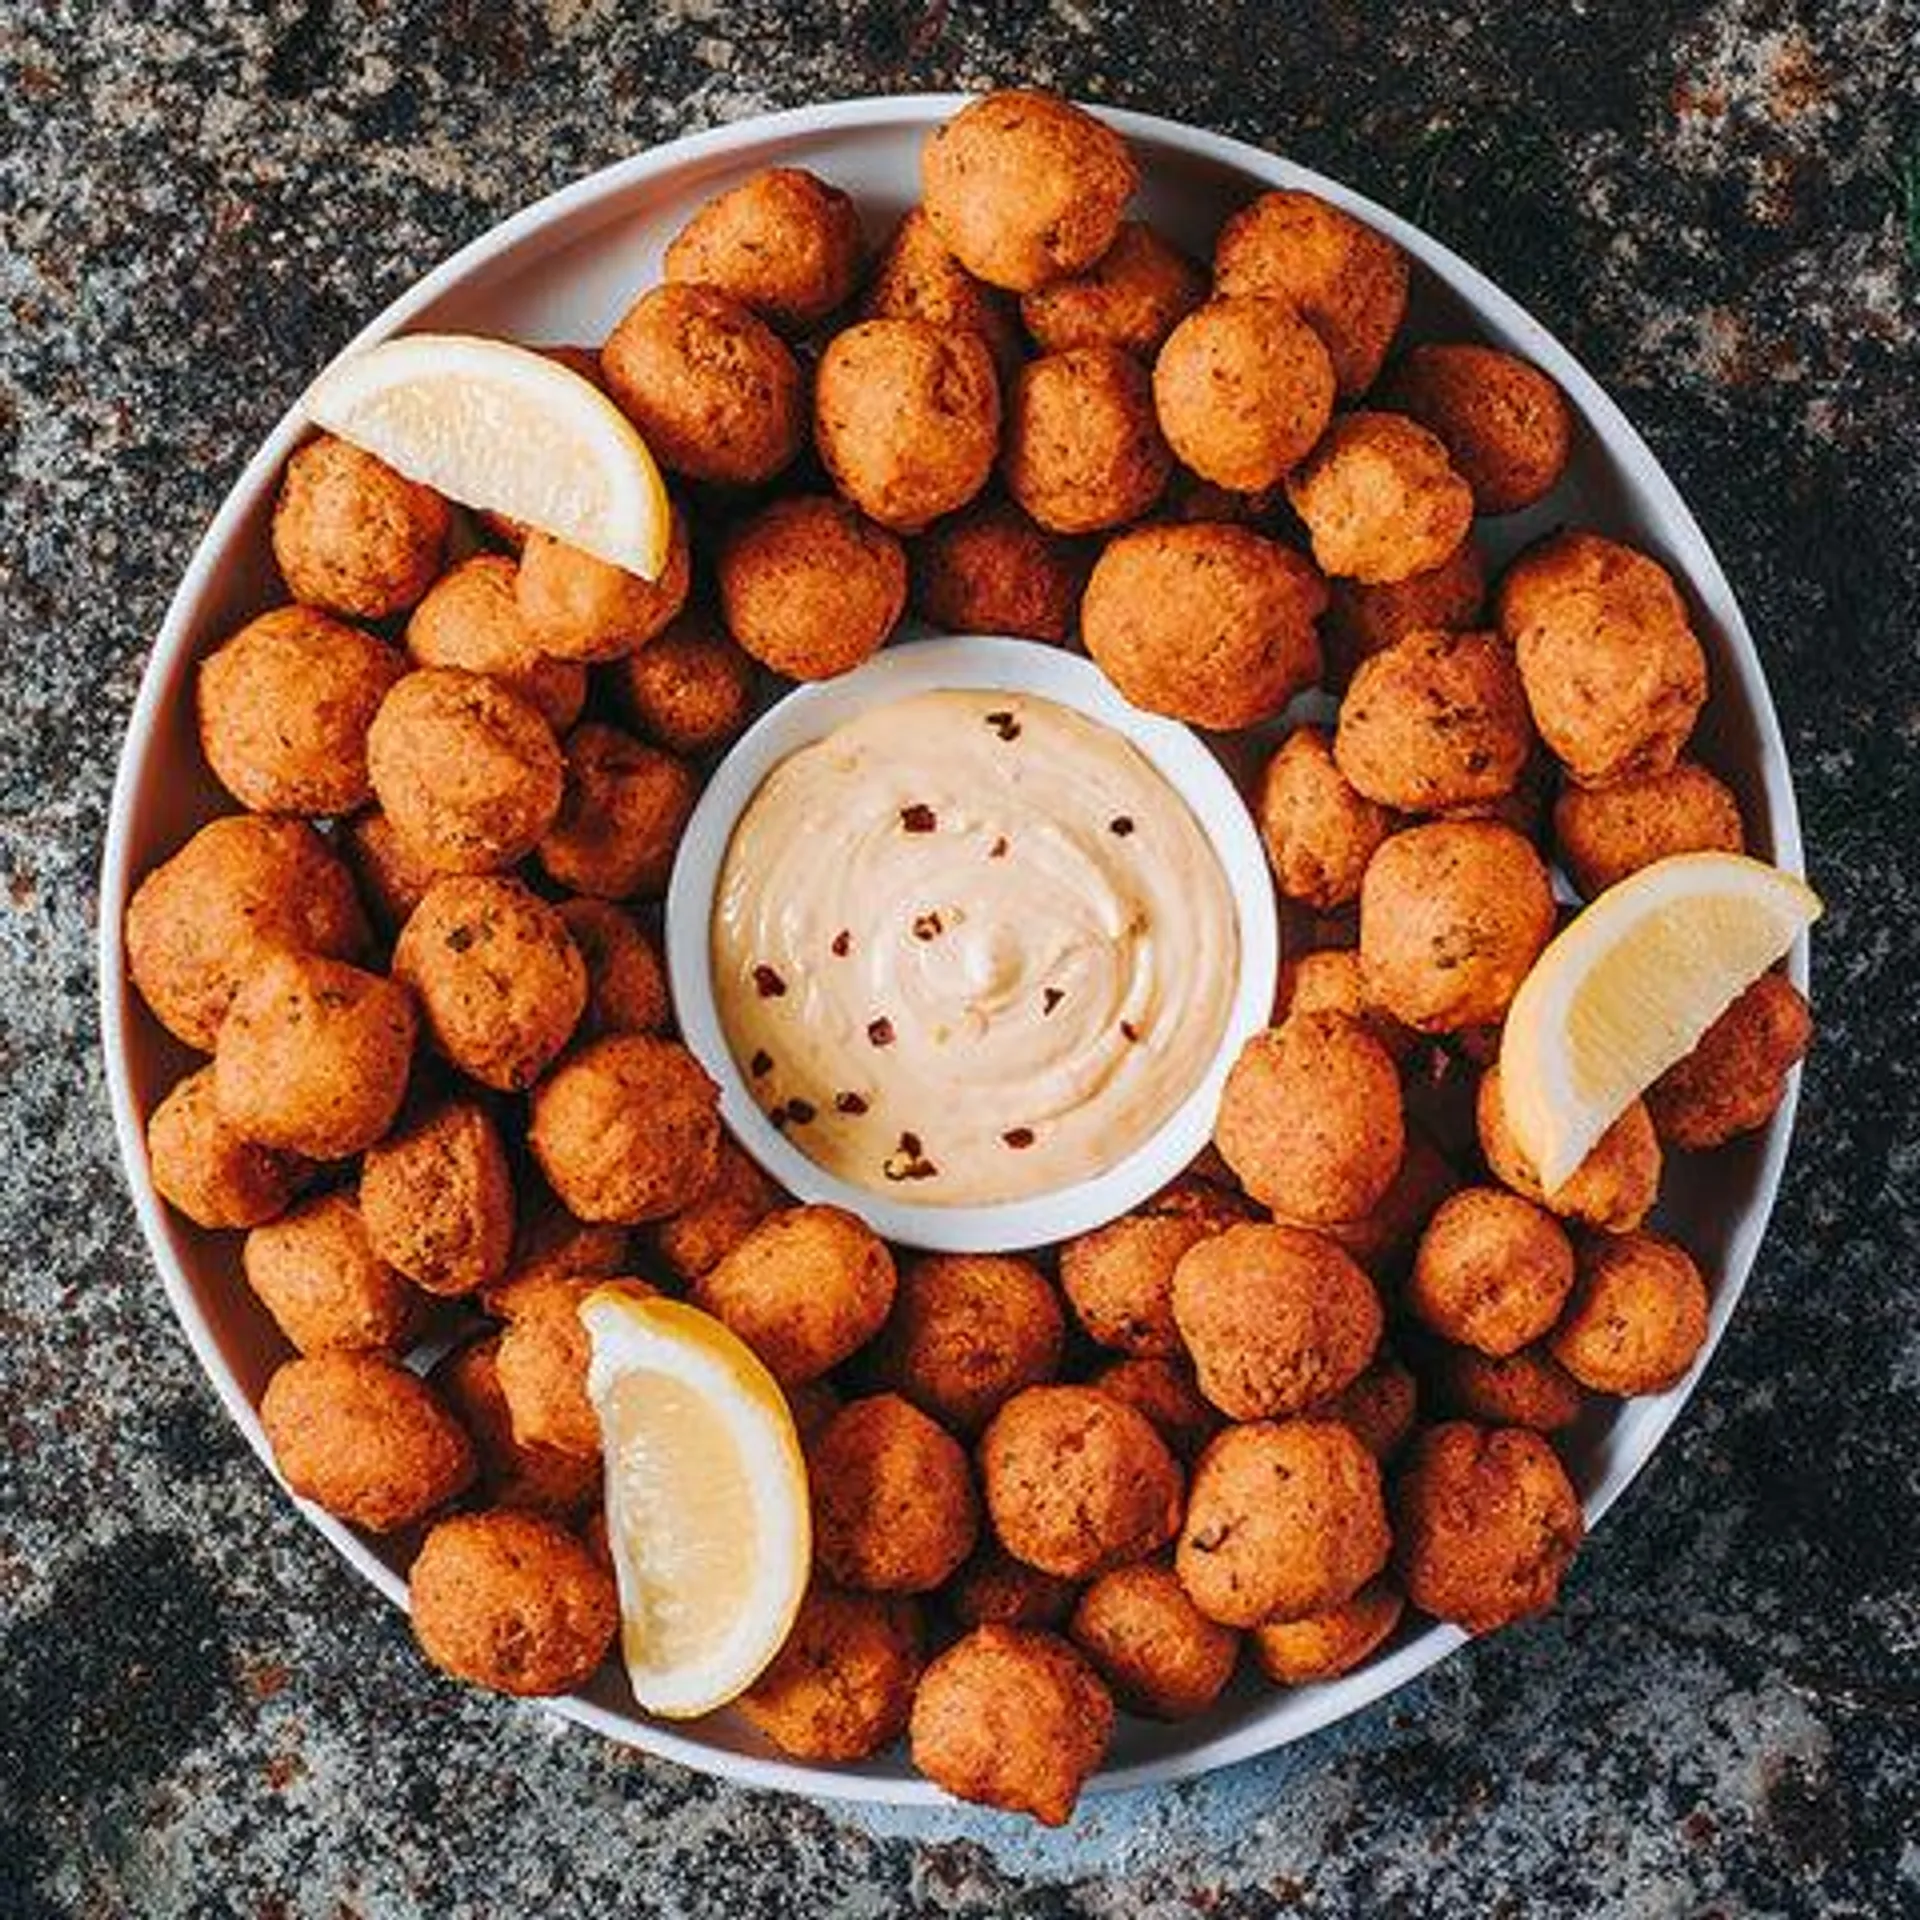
xmin=391 ymin=876 xmax=586 ymax=1093
xmin=1213 ymin=1014 xmax=1405 ymax=1226
xmin=1477 ymin=1064 xmax=1663 ymax=1233
xmin=663 ymin=167 xmax=865 ymax=331
xmin=1153 ymin=295 xmax=1336 ymax=492
xmin=810 ymin=1393 xmax=980 ymax=1593
xmin=271 ymin=433 xmax=449 ymax=620
xmin=737 ymin=1585 xmax=923 ymax=1760
xmin=1176 ymin=1418 xmax=1390 ymax=1626
xmin=197 ymin=606 xmax=406 ymax=816
xmin=1286 ymin=411 xmax=1474 ymax=586
xmin=909 ymin=498 xmax=1088 ymax=643
xmin=945 ymin=1542 xmax=1082 ymax=1630
xmin=1416 ymin=1339 xmax=1585 ymax=1433
xmin=514 ymin=512 xmax=693 ymax=664
xmin=1407 ymin=1187 xmax=1575 ymax=1358
xmin=409 ymin=1508 xmax=617 ymax=1695
xmin=146 ymin=1065 xmax=313 ymax=1230
xmin=404 ymin=553 xmax=586 ymax=731
xmin=431 ymin=1335 xmax=601 ymax=1516
xmin=1646 ymin=972 xmax=1810 ymax=1150
xmin=1002 ymin=344 xmax=1171 ymax=533
xmin=1021 ymin=220 xmax=1204 ymax=357
xmin=610 ymin=611 xmax=757 ymax=756
xmin=1552 ymin=761 xmax=1745 ymax=899
xmin=1081 ymin=521 xmax=1325 ymax=729
xmin=260 ymin=1349 xmax=474 ymax=1532
xmin=858 ymin=208 xmax=1024 ymax=377
xmin=1171 ymin=1222 xmax=1383 ymax=1419
xmin=1087 ymin=1356 xmax=1225 ymax=1465
xmin=979 ymin=1385 xmax=1183 ymax=1579
xmin=243 ymin=1190 xmax=424 ymax=1354
xmin=126 ymin=814 xmax=370 ymax=1051
xmin=360 ymin=1095 xmax=515 ymax=1298
xmin=652 ymin=1136 xmax=785 ymax=1282
xmin=921 ymin=89 xmax=1137 ymax=293
xmin=1377 ymin=344 xmax=1573 ymax=514
xmin=1392 ymin=1420 xmax=1584 ymax=1633
xmin=537 ymin=723 xmax=699 ymax=899
xmin=717 ymin=494 xmax=907 ymax=679
xmin=1549 ymin=1230 xmax=1710 ymax=1395
xmin=213 ymin=951 xmax=416 ymax=1160
xmin=1251 ymin=1576 xmax=1404 ymax=1684
xmin=556 ymin=899 xmax=671 ymax=1041
xmin=909 ymin=1624 xmax=1115 ymax=1825
xmin=1497 ymin=531 xmax=1708 ymax=788
xmin=1070 ymin=1558 xmax=1239 ymax=1720
xmin=689 ymin=1204 xmax=895 ymax=1384
xmin=1254 ymin=727 xmax=1395 ymax=912
xmin=1321 ymin=538 xmax=1487 ymax=693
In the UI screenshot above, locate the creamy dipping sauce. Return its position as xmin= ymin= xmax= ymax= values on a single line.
xmin=712 ymin=689 xmax=1238 ymax=1206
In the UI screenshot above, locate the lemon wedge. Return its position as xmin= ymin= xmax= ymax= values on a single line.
xmin=580 ymin=1290 xmax=809 ymax=1718
xmin=1500 ymin=852 xmax=1820 ymax=1188
xmin=302 ymin=333 xmax=671 ymax=579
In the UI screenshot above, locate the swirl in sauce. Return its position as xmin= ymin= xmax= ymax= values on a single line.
xmin=712 ymin=690 xmax=1238 ymax=1205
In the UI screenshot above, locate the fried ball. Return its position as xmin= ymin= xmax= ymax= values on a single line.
xmin=556 ymin=899 xmax=670 ymax=1040
xmin=514 ymin=512 xmax=694 ymax=664
xmin=495 ymin=1274 xmax=649 ymax=1457
xmin=1172 ymin=1222 xmax=1383 ymax=1419
xmin=1153 ymin=295 xmax=1337 ymax=492
xmin=1214 ymin=1014 xmax=1405 ymax=1225
xmin=487 ymin=1208 xmax=637 ymax=1312
xmin=1310 ymin=1354 xmax=1421 ymax=1461
xmin=610 ymin=611 xmax=757 ymax=756
xmin=601 ymin=283 xmax=805 ymax=486
xmin=197 ymin=606 xmax=405 ymax=816
xmin=979 ymin=1385 xmax=1183 ymax=1579
xmin=1420 ymin=1337 xmax=1584 ymax=1432
xmin=409 ymin=1508 xmax=617 ymax=1696
xmin=341 ymin=808 xmax=442 ymax=935
xmin=663 ymin=167 xmax=864 ymax=332
xmin=1213 ymin=190 xmax=1408 ymax=396
xmin=529 ymin=1034 xmax=721 ymax=1225
xmin=690 ymin=1204 xmax=894 ymax=1384
xmin=1177 ymin=1419 xmax=1390 ymax=1627
xmin=870 ymin=1253 xmax=1065 ymax=1436
xmin=911 ymin=1624 xmax=1114 ymax=1826
xmin=1252 ymin=1576 xmax=1404 ymax=1684
xmin=271 ymin=434 xmax=449 ymax=620
xmin=1059 ymin=1176 xmax=1252 ymax=1356
xmin=1336 ymin=629 xmax=1533 ymax=813
xmin=1497 ymin=531 xmax=1709 ymax=788
xmin=126 ymin=815 xmax=371 ymax=1051
xmin=1070 ymin=1559 xmax=1239 ymax=1720
xmin=814 ymin=318 xmax=1000 ymax=532
xmin=1549 ymin=1230 xmax=1710 ymax=1395
xmin=1553 ymin=761 xmax=1746 ymax=899
xmin=717 ymin=494 xmax=907 ymax=679
xmin=1377 ymin=343 xmax=1572 ymax=513
xmin=1647 ymin=972 xmax=1810 ymax=1150
xmin=921 ymin=89 xmax=1136 ymax=293
xmin=366 ymin=668 xmax=564 ymax=875
xmin=1407 ymin=1187 xmax=1575 ymax=1357
xmin=1002 ymin=344 xmax=1171 ymax=533
xmin=431 ymin=1335 xmax=600 ymax=1516
xmin=859 ymin=208 xmax=1024 ymax=377
xmin=1286 ymin=412 xmax=1474 ymax=586
xmin=737 ymin=1585 xmax=923 ymax=1760
xmin=1323 ymin=1129 xmax=1463 ymax=1286
xmin=946 ymin=1542 xmax=1081 ymax=1629
xmin=260 ymin=1349 xmax=474 ymax=1532
xmin=1393 ymin=1421 xmax=1584 ymax=1633
xmin=243 ymin=1191 xmax=423 ymax=1355
xmin=1088 ymin=1356 xmax=1224 ymax=1464
xmin=653 ymin=1136 xmax=784 ymax=1282
xmin=1081 ymin=522 xmax=1325 ymax=729
xmin=403 ymin=553 xmax=587 ymax=732
xmin=360 ymin=1095 xmax=515 ymax=1297
xmin=909 ymin=498 xmax=1087 ymax=643
xmin=147 ymin=1065 xmax=313 ymax=1230
xmin=213 ymin=952 xmax=415 ymax=1159
xmin=1322 ymin=538 xmax=1488 ymax=693
xmin=1359 ymin=821 xmax=1555 ymax=1032
xmin=1021 ymin=220 xmax=1204 ymax=357
xmin=1255 ymin=727 xmax=1395 ymax=912
xmin=1477 ymin=1064 xmax=1662 ymax=1233
xmin=811 ymin=1394 xmax=980 ymax=1593
xmin=537 ymin=723 xmax=698 ymax=899
xmin=391 ymin=876 xmax=586 ymax=1092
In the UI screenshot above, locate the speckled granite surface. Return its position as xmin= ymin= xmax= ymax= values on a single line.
xmin=4 ymin=3 xmax=1917 ymax=1914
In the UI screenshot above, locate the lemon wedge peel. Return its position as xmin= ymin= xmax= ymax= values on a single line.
xmin=580 ymin=1291 xmax=810 ymax=1720
xmin=301 ymin=333 xmax=671 ymax=580
xmin=1500 ymin=852 xmax=1820 ymax=1191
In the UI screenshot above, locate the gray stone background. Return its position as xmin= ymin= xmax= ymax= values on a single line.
xmin=3 ymin=2 xmax=1917 ymax=1914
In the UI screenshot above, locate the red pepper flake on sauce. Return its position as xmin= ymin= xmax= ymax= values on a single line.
xmin=883 ymin=1130 xmax=939 ymax=1182
xmin=752 ymin=964 xmax=787 ymax=998
xmin=1109 ymin=816 xmax=1135 ymax=837
xmin=911 ymin=911 xmax=944 ymax=942
xmin=749 ymin=1049 xmax=774 ymax=1078
xmin=1001 ymin=1127 xmax=1035 ymax=1149
xmin=867 ymin=1016 xmax=896 ymax=1047
xmin=834 ymin=1091 xmax=869 ymax=1115
xmin=1121 ymin=1021 xmax=1141 ymax=1043
xmin=900 ymin=803 xmax=937 ymax=833
xmin=988 ymin=836 xmax=1010 ymax=859
xmin=831 ymin=929 xmax=851 ymax=958
xmin=1042 ymin=987 xmax=1065 ymax=1015
xmin=984 ymin=710 xmax=1022 ymax=742
xmin=785 ymin=1098 xmax=817 ymax=1125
